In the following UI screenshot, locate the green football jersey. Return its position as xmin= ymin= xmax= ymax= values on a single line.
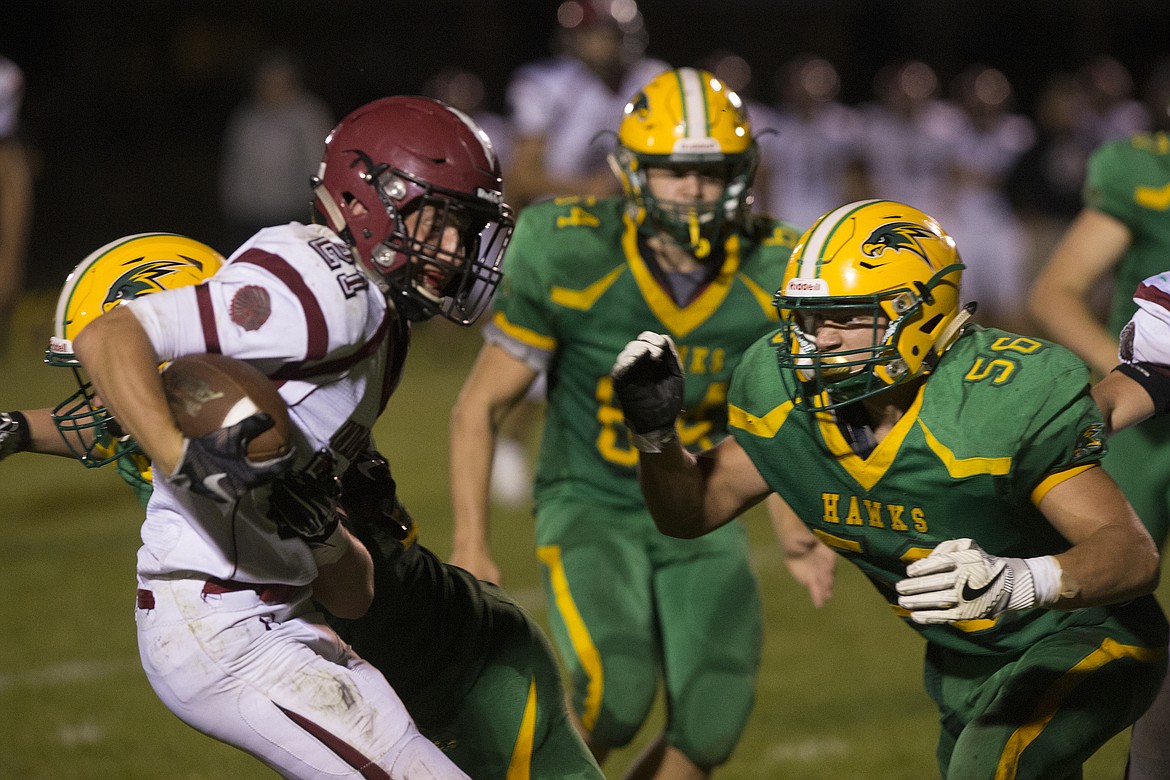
xmin=727 ymin=325 xmax=1138 ymax=656
xmin=491 ymin=196 xmax=799 ymax=509
xmin=1083 ymin=131 xmax=1170 ymax=333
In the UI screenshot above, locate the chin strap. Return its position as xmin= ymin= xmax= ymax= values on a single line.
xmin=687 ymin=213 xmax=711 ymax=259
xmin=934 ymin=302 xmax=978 ymax=358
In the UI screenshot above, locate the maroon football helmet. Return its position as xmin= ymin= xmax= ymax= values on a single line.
xmin=312 ymin=96 xmax=514 ymax=324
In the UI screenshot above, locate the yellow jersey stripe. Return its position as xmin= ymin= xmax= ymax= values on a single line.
xmin=812 ymin=529 xmax=862 ymax=553
xmin=728 ymin=400 xmax=795 ymax=439
xmin=919 ymin=420 xmax=1013 ymax=478
xmin=1030 ymin=464 xmax=1096 ymax=506
xmin=623 ymin=211 xmax=741 ymax=338
xmin=817 ymin=384 xmax=925 ymax=491
xmin=492 ymin=311 xmax=557 ymax=352
xmin=549 ymin=265 xmax=626 ymax=311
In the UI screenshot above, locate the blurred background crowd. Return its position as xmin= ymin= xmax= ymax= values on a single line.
xmin=2 ymin=0 xmax=1170 ymax=344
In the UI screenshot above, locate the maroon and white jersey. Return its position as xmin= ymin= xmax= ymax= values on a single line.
xmin=128 ymin=222 xmax=409 ymax=585
xmin=1122 ymin=272 xmax=1170 ymax=368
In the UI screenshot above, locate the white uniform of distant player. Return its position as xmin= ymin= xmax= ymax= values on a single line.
xmin=855 ymin=97 xmax=964 ymax=224
xmin=1124 ymin=272 xmax=1170 ymax=366
xmin=128 ymin=222 xmax=466 ymax=779
xmin=507 ymin=54 xmax=668 ymax=202
xmin=758 ymin=100 xmax=861 ymax=231
xmin=946 ymin=110 xmax=1036 ymax=328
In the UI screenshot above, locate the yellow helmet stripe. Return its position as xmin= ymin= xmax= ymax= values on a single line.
xmin=676 ymin=67 xmax=709 ymax=140
xmin=796 ymin=199 xmax=886 ymax=280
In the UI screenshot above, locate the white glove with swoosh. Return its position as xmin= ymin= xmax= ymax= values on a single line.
xmin=895 ymin=539 xmax=1059 ymax=625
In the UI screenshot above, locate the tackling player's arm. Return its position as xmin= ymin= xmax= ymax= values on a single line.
xmin=638 ymin=431 xmax=773 ymax=539
xmin=1093 ymin=370 xmax=1158 ymax=435
xmin=0 ymin=408 xmax=74 ymax=460
xmin=1028 ymin=208 xmax=1133 ymax=376
xmin=310 ymin=525 xmax=374 ymax=620
xmin=448 ymin=341 xmax=540 ymax=583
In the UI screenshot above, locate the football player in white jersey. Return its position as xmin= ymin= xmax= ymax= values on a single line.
xmin=66 ymin=96 xmax=515 ymax=779
xmin=1094 ymin=271 xmax=1170 ymax=433
xmin=504 ymin=0 xmax=669 ymax=208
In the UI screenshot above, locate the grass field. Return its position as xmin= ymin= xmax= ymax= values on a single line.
xmin=0 ymin=291 xmax=1156 ymax=779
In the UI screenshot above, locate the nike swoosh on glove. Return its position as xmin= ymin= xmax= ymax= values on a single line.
xmin=170 ymin=412 xmax=296 ymax=503
xmin=894 ymin=538 xmax=1037 ymax=625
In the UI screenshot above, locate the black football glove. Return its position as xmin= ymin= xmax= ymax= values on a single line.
xmin=0 ymin=411 xmax=31 ymax=462
xmin=170 ymin=412 xmax=295 ymax=503
xmin=338 ymin=450 xmax=413 ymax=542
xmin=610 ymin=331 xmax=684 ymax=453
xmin=266 ymin=469 xmax=339 ymax=542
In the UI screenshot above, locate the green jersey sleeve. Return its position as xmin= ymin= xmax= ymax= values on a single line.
xmin=1003 ymin=347 xmax=1106 ymax=504
xmin=1084 ymin=137 xmax=1146 ymax=226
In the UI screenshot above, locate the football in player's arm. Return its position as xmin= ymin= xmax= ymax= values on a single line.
xmin=613 ymin=199 xmax=1167 ymax=779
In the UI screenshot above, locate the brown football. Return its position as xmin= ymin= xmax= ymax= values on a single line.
xmin=161 ymin=353 xmax=292 ymax=462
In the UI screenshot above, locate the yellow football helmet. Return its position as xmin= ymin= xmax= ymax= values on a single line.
xmin=47 ymin=233 xmax=224 ymax=466
xmin=611 ymin=67 xmax=756 ymax=256
xmin=773 ymin=200 xmax=968 ymax=410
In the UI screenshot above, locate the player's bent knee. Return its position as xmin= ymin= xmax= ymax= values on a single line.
xmin=668 ymin=684 xmax=755 ymax=767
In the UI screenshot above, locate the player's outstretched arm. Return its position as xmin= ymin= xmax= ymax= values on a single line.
xmin=449 ymin=342 xmax=539 ymax=584
xmin=611 ymin=332 xmax=772 ymax=538
xmin=0 ymin=408 xmax=74 ymax=460
xmin=1028 ymin=208 xmax=1132 ymax=376
xmin=767 ymin=494 xmax=836 ymax=608
xmin=1093 ymin=370 xmax=1158 ymax=435
xmin=311 ymin=523 xmax=375 ymax=620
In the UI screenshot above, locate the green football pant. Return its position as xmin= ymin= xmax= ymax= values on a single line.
xmin=534 ymin=497 xmax=762 ymax=768
xmin=425 ymin=582 xmax=603 ymax=780
xmin=925 ymin=618 xmax=1167 ymax=779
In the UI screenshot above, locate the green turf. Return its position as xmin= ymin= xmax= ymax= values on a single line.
xmin=0 ymin=293 xmax=1151 ymax=778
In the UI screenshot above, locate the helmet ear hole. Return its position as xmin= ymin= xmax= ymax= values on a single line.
xmin=920 ymin=312 xmax=944 ymax=335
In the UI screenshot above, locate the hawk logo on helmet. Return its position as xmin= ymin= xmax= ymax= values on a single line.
xmin=861 ymin=223 xmax=938 ymax=269
xmin=102 ymin=258 xmax=206 ymax=311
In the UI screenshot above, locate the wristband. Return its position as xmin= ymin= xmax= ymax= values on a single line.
xmin=1116 ymin=362 xmax=1170 ymax=417
xmin=0 ymin=411 xmax=32 ymax=459
xmin=1023 ymin=555 xmax=1063 ymax=607
xmin=629 ymin=426 xmax=678 ymax=454
xmin=311 ymin=518 xmax=352 ymax=566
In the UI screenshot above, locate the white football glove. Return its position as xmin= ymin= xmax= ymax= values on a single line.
xmin=895 ymin=539 xmax=1060 ymax=625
